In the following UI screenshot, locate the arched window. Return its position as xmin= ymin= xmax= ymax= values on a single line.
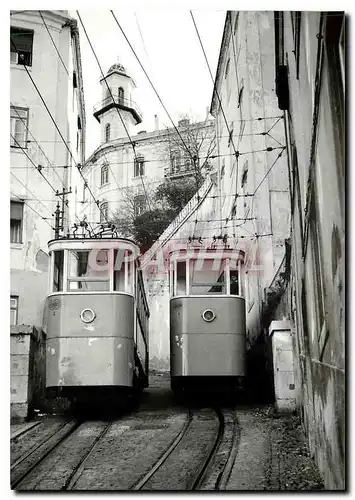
xmin=105 ymin=123 xmax=111 ymax=142
xmin=100 ymin=201 xmax=108 ymax=222
xmin=118 ymin=87 xmax=124 ymax=105
xmin=101 ymin=163 xmax=109 ymax=185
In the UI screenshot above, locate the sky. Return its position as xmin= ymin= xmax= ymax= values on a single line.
xmin=73 ymin=8 xmax=226 ymax=158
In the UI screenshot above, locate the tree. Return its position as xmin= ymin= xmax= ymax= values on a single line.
xmin=110 ymin=115 xmax=216 ymax=250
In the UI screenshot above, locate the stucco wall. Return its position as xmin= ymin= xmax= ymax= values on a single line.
xmin=282 ymin=11 xmax=345 ymax=489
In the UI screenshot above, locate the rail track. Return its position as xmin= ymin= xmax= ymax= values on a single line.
xmin=11 ymin=408 xmax=239 ymax=491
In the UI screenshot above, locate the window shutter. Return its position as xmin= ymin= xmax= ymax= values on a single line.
xmin=11 ymin=201 xmax=23 ymax=220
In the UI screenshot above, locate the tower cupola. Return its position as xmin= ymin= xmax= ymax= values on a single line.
xmin=93 ymin=59 xmax=143 ymax=144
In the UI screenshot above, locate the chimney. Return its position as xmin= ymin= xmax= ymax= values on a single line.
xmin=154 ymin=114 xmax=159 ymax=131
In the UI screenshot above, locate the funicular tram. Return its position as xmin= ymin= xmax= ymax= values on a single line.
xmin=43 ymin=225 xmax=149 ymax=408
xmin=169 ymin=247 xmax=246 ymax=396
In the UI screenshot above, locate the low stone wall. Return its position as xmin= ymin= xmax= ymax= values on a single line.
xmin=10 ymin=325 xmax=47 ymax=422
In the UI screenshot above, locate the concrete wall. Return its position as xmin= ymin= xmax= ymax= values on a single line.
xmin=10 ymin=325 xmax=46 ymax=422
xmin=10 ymin=10 xmax=86 ymax=328
xmin=281 ymin=11 xmax=345 ymax=489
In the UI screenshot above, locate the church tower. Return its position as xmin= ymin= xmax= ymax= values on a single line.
xmin=93 ymin=61 xmax=142 ymax=143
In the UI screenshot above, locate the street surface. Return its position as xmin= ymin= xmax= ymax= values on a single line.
xmin=10 ymin=372 xmax=323 ymax=491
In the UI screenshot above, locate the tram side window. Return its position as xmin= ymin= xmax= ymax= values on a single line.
xmin=176 ymin=261 xmax=186 ymax=295
xmin=113 ymin=249 xmax=133 ymax=292
xmin=189 ymin=259 xmax=226 ymax=295
xmin=230 ymin=269 xmax=239 ymax=295
xmin=53 ymin=250 xmax=64 ymax=292
xmin=68 ymin=249 xmax=109 ymax=291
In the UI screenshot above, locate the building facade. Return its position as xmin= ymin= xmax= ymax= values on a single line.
xmin=274 ymin=11 xmax=345 ymax=489
xmin=10 ymin=10 xmax=86 ymax=327
xmin=79 ymin=62 xmax=216 ymax=230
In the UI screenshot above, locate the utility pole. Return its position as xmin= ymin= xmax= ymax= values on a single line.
xmin=54 ymin=187 xmax=72 ymax=239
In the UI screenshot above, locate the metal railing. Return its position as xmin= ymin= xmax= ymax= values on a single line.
xmin=93 ymin=94 xmax=143 ymax=121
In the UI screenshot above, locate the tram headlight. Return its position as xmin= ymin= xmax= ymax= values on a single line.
xmin=202 ymin=309 xmax=216 ymax=322
xmin=80 ymin=308 xmax=96 ymax=324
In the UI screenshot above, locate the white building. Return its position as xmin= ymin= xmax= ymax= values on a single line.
xmin=80 ymin=62 xmax=216 ymax=228
xmin=10 ymin=10 xmax=86 ymax=327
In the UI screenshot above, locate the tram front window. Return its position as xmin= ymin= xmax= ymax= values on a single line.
xmin=68 ymin=249 xmax=110 ymax=291
xmin=189 ymin=258 xmax=226 ymax=295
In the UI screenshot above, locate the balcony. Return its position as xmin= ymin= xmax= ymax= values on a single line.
xmin=93 ymin=94 xmax=143 ymax=124
xmin=164 ymin=164 xmax=196 ymax=180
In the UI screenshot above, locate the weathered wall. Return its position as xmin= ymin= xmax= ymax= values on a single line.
xmin=10 ymin=325 xmax=46 ymax=422
xmin=282 ymin=11 xmax=345 ymax=489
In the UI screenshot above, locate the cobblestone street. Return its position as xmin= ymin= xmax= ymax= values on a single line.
xmin=11 ymin=372 xmax=323 ymax=491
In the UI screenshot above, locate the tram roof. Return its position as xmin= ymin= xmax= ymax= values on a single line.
xmin=47 ymin=237 xmax=140 ymax=252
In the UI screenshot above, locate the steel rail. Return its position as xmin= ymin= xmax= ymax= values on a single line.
xmin=65 ymin=421 xmax=114 ymax=490
xmin=11 ymin=420 xmax=81 ymax=489
xmin=11 ymin=421 xmax=42 ymax=441
xmin=190 ymin=408 xmax=225 ymax=490
xmin=132 ymin=410 xmax=192 ymax=490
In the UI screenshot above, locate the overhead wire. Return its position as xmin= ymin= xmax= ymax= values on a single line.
xmin=11 ymin=172 xmax=55 ymax=217
xmin=10 ymin=102 xmax=66 ymax=188
xmin=10 ymin=133 xmax=58 ymax=194
xmin=10 ymin=191 xmax=55 ymax=230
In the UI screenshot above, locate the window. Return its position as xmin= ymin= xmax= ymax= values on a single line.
xmin=189 ymin=259 xmax=226 ymax=295
xmin=118 ymin=87 xmax=124 ymax=105
xmin=101 ymin=163 xmax=109 ymax=185
xmin=233 ymin=12 xmax=239 ymax=34
xmin=225 ymin=58 xmax=230 ymax=79
xmin=291 ymin=12 xmax=301 ymax=79
xmin=238 ymin=82 xmax=244 ymax=108
xmin=77 ymin=116 xmax=82 ymax=130
xmin=53 ymin=250 xmax=64 ymax=292
xmin=68 ymin=249 xmax=109 ymax=292
xmin=10 ymin=296 xmax=18 ymax=325
xmin=241 ymin=160 xmax=248 ymax=187
xmin=134 ymin=156 xmax=145 ymax=177
xmin=10 ymin=26 xmax=34 ymax=67
xmin=228 ymin=125 xmax=234 ymax=147
xmin=105 ymin=123 xmax=111 ymax=142
xmin=221 ymin=159 xmax=225 ymax=178
xmin=10 ymin=201 xmax=23 ymax=243
xmin=309 ymin=195 xmax=326 ymax=341
xmin=10 ymin=107 xmax=28 ymax=148
xmin=134 ymin=195 xmax=146 ymax=217
xmin=100 ymin=201 xmax=108 ymax=222
xmin=73 ymin=71 xmax=78 ymax=89
xmin=171 ymin=151 xmax=181 ymax=174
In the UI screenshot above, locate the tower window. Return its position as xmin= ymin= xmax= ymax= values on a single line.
xmin=118 ymin=87 xmax=124 ymax=105
xmin=134 ymin=156 xmax=145 ymax=177
xmin=10 ymin=106 xmax=28 ymax=148
xmin=101 ymin=163 xmax=109 ymax=185
xmin=105 ymin=123 xmax=111 ymax=142
xmin=10 ymin=201 xmax=23 ymax=243
xmin=100 ymin=201 xmax=108 ymax=222
xmin=10 ymin=26 xmax=34 ymax=67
